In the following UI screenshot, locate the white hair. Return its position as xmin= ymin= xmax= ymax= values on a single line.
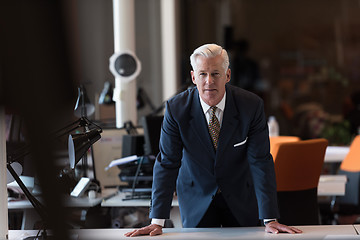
xmin=190 ymin=43 xmax=229 ymax=72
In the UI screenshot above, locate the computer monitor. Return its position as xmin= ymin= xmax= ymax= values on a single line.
xmin=141 ymin=115 xmax=164 ymax=156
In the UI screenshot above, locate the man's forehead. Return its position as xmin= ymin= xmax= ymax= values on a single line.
xmin=194 ymin=57 xmax=223 ymax=71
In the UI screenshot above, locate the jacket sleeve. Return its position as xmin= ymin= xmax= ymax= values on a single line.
xmin=149 ymin=101 xmax=183 ymax=219
xmin=246 ymin=99 xmax=280 ymax=219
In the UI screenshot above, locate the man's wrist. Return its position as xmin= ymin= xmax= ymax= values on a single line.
xmin=151 ymin=218 xmax=165 ymax=227
xmin=263 ymin=219 xmax=277 ymax=225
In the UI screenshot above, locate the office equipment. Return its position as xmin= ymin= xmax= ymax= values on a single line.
xmin=74 ymin=85 xmax=95 ymax=118
xmin=6 ymin=117 xmax=102 ymax=239
xmin=105 ymin=155 xmax=138 ymax=171
xmin=142 ymin=115 xmax=163 ymax=156
xmin=68 ymin=128 xmax=102 ymax=170
xmin=98 ymin=81 xmax=115 ymax=105
xmin=274 ymin=138 xmax=328 ymax=225
xmin=70 ymin=177 xmax=91 ymax=198
xmin=116 ymin=115 xmax=163 ymax=199
xmin=121 ymin=135 xmax=144 ymax=158
xmin=101 ymin=191 xmax=181 ymax=227
xmin=117 ymin=134 xmax=150 ymax=194
xmin=92 ymin=128 xmax=130 ymax=188
xmin=8 ymin=188 xmax=118 ymax=230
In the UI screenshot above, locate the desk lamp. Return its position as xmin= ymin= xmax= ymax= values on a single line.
xmin=68 ymin=128 xmax=101 ymax=170
xmin=74 ymin=85 xmax=95 ymax=118
xmin=72 ymin=85 xmax=101 ymax=182
xmin=6 ymin=117 xmax=102 ymax=240
xmin=99 ymin=81 xmax=115 ymax=105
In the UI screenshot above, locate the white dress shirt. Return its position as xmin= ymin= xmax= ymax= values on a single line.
xmin=199 ymin=92 xmax=226 ymax=127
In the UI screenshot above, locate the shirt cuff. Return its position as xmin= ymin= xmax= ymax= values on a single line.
xmin=151 ymin=218 xmax=165 ymax=227
xmin=263 ymin=219 xmax=277 ymax=225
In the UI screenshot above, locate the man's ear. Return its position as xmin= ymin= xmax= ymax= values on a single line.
xmin=191 ymin=71 xmax=196 ymax=85
xmin=226 ymin=68 xmax=231 ymax=83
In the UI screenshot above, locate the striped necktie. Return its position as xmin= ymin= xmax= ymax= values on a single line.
xmin=208 ymin=106 xmax=220 ymax=149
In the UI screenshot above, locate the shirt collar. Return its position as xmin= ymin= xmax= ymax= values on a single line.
xmin=199 ymin=92 xmax=226 ymax=114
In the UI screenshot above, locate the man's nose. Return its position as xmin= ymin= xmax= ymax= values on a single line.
xmin=205 ymin=75 xmax=215 ymax=84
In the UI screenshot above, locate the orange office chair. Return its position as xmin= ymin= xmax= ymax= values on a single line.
xmin=274 ymin=138 xmax=328 ymax=225
xmin=335 ymin=135 xmax=360 ymax=216
xmin=270 ymin=136 xmax=300 ymax=160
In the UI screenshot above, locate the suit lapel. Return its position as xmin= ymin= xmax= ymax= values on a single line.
xmin=216 ymin=86 xmax=240 ymax=161
xmin=189 ymin=90 xmax=216 ymax=156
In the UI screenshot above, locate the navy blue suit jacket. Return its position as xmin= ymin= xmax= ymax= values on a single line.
xmin=149 ymin=84 xmax=279 ymax=227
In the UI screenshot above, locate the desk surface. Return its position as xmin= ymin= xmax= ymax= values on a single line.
xmin=354 ymin=225 xmax=360 ymax=234
xmin=8 ymin=225 xmax=360 ymax=240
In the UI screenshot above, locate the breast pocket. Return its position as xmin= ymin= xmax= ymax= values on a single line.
xmin=233 ymin=137 xmax=248 ymax=148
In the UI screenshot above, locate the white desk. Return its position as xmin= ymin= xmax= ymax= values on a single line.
xmin=324 ymin=146 xmax=350 ymax=163
xmin=101 ymin=179 xmax=346 ymax=229
xmin=8 ymin=225 xmax=360 ymax=240
xmin=353 ymin=225 xmax=360 ymax=234
xmin=8 ymin=188 xmax=117 ymax=230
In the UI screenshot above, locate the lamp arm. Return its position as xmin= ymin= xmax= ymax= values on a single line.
xmin=53 ymin=117 xmax=102 ymax=139
xmin=52 ymin=118 xmax=83 ymax=138
xmin=7 ymin=162 xmax=48 ymax=221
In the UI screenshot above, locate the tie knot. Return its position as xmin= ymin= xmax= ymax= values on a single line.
xmin=210 ymin=106 xmax=217 ymax=115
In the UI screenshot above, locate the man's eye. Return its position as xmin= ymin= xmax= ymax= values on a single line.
xmin=212 ymin=73 xmax=220 ymax=77
xmin=199 ymin=73 xmax=207 ymax=76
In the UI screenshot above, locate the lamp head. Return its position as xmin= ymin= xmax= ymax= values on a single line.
xmin=68 ymin=128 xmax=101 ymax=169
xmin=74 ymin=85 xmax=95 ymax=117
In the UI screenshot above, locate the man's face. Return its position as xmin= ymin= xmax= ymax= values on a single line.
xmin=191 ymin=55 xmax=231 ymax=106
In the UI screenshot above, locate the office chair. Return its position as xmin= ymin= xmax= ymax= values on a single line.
xmin=334 ymin=135 xmax=360 ymax=221
xmin=270 ymin=136 xmax=300 ymax=160
xmin=274 ymin=138 xmax=328 ymax=225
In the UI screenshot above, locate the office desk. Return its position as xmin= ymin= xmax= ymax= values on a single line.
xmin=8 ymin=188 xmax=117 ymax=230
xmin=101 ymin=180 xmax=346 ymax=229
xmin=8 ymin=225 xmax=360 ymax=240
xmin=354 ymin=225 xmax=360 ymax=234
xmin=318 ymin=175 xmax=347 ymax=196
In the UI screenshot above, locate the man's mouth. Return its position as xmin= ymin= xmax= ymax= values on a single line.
xmin=205 ymin=88 xmax=216 ymax=92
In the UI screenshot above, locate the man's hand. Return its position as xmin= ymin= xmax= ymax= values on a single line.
xmin=124 ymin=224 xmax=163 ymax=237
xmin=265 ymin=221 xmax=302 ymax=234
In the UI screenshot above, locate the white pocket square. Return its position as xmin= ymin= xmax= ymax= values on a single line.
xmin=234 ymin=137 xmax=248 ymax=147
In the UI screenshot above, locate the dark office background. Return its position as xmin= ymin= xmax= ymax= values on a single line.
xmin=62 ymin=0 xmax=360 ymax=144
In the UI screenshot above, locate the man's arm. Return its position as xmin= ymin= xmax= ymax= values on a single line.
xmin=247 ymin=99 xmax=302 ymax=234
xmin=125 ymin=102 xmax=182 ymax=237
xmin=246 ymin=99 xmax=279 ymax=219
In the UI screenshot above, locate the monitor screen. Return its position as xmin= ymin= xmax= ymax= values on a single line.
xmin=142 ymin=115 xmax=164 ymax=156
